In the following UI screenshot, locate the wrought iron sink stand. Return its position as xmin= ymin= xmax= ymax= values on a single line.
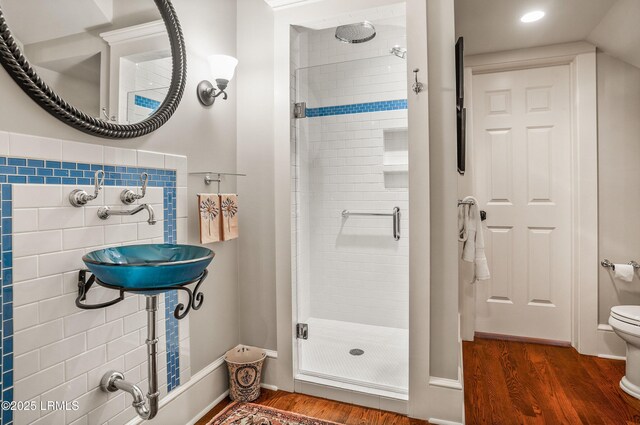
xmin=76 ymin=269 xmax=208 ymax=421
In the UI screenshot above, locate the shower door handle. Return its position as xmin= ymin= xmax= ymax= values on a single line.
xmin=393 ymin=207 xmax=400 ymax=241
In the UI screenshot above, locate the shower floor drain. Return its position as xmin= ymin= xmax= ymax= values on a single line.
xmin=349 ymin=349 xmax=364 ymax=356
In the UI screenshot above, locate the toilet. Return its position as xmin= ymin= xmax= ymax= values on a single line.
xmin=609 ymin=305 xmax=640 ymax=399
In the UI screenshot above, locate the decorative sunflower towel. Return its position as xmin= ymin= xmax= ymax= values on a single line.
xmin=198 ymin=194 xmax=221 ymax=243
xmin=220 ymin=194 xmax=239 ymax=241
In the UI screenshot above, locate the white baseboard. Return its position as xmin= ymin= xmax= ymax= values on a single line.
xmin=186 ymin=390 xmax=230 ymax=425
xmin=429 ymin=418 xmax=464 ymax=425
xmin=428 ymin=377 xmax=463 ymax=391
xmin=599 ymin=353 xmax=626 ymax=361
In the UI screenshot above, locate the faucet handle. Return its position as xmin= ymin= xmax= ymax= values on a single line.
xmin=93 ymin=170 xmax=105 ymax=198
xmin=69 ymin=170 xmax=105 ymax=207
xmin=120 ymin=172 xmax=149 ymax=205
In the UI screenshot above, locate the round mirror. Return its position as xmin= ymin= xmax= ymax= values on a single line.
xmin=0 ymin=0 xmax=186 ymax=139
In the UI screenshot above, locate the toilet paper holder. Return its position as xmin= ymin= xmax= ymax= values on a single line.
xmin=601 ymin=259 xmax=640 ymax=271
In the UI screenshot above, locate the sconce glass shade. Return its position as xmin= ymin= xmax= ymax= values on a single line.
xmin=208 ymin=55 xmax=238 ymax=82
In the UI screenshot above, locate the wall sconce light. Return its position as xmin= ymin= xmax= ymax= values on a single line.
xmin=197 ymin=54 xmax=238 ymax=106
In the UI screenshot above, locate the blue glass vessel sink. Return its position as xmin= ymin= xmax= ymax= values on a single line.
xmin=83 ymin=244 xmax=214 ymax=290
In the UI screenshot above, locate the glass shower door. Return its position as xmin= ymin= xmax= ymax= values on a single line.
xmin=292 ymin=55 xmax=410 ymax=397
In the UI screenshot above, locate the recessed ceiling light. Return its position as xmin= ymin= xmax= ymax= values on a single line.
xmin=520 ymin=11 xmax=545 ymax=23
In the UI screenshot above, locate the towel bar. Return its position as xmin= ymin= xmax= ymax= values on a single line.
xmin=189 ymin=171 xmax=246 ymax=193
xmin=341 ymin=207 xmax=401 ymax=241
xmin=458 ymin=199 xmax=487 ymax=221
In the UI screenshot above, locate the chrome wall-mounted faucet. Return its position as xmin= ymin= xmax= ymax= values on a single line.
xmin=69 ymin=170 xmax=105 ymax=207
xmin=98 ymin=204 xmax=156 ymax=225
xmin=121 ymin=172 xmax=149 ymax=205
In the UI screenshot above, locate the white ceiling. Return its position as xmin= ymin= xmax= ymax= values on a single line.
xmin=587 ymin=0 xmax=640 ymax=69
xmin=1 ymin=0 xmax=114 ymax=45
xmin=263 ymin=0 xmax=318 ymax=10
xmin=299 ymin=3 xmax=406 ymax=31
xmin=455 ymin=0 xmax=618 ymax=56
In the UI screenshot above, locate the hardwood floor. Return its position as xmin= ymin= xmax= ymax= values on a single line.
xmin=197 ymin=338 xmax=640 ymax=425
xmin=194 ymin=389 xmax=429 ymax=425
xmin=464 ymin=337 xmax=640 ymax=424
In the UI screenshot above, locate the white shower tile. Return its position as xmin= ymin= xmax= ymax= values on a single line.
xmin=14 ymin=184 xmax=63 ymax=208
xmin=104 ymin=223 xmax=138 ymax=244
xmin=14 ymin=274 xmax=62 ymax=305
xmin=39 ymin=333 xmax=86 ymax=369
xmin=38 ymin=207 xmax=84 ymax=230
xmin=9 ymin=133 xmax=62 ymax=160
xmin=14 ymin=320 xmax=64 ymax=356
xmin=14 ymin=363 xmax=65 ymax=401
xmin=137 ymin=150 xmax=164 ymax=168
xmin=14 ymin=230 xmax=62 ymax=257
xmin=0 ymin=131 xmax=9 ymax=155
xmin=164 ymin=154 xmax=187 ymax=187
xmin=63 ymin=140 xmax=104 ymax=163
xmin=63 ymin=227 xmax=105 ymax=250
xmin=41 ymin=374 xmax=88 ymax=406
xmin=87 ymin=320 xmax=124 ymax=349
xmin=14 ymin=303 xmax=39 ymax=332
xmin=38 ymin=249 xmax=85 ymax=276
xmin=13 ymin=208 xmax=39 ymax=232
xmin=104 ymin=147 xmax=137 ymax=166
xmin=14 ymin=350 xmax=40 ymax=381
xmin=64 ymin=309 xmax=105 ymax=337
xmin=65 ymin=346 xmax=106 ymax=380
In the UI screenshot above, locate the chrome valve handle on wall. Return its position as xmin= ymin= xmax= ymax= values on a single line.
xmin=69 ymin=170 xmax=105 ymax=207
xmin=121 ymin=172 xmax=149 ymax=205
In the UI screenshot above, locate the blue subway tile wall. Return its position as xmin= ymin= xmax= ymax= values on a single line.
xmin=134 ymin=95 xmax=162 ymax=111
xmin=305 ymin=99 xmax=408 ymax=117
xmin=0 ymin=156 xmax=179 ymax=425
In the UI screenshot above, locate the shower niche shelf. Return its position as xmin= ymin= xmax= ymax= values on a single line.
xmin=383 ymin=128 xmax=408 ymax=188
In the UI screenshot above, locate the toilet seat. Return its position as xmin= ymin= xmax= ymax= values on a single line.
xmin=611 ymin=306 xmax=640 ymax=327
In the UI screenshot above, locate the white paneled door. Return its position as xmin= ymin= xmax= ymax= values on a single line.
xmin=473 ymin=65 xmax=572 ymax=342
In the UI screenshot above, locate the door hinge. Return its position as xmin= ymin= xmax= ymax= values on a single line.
xmin=296 ymin=323 xmax=308 ymax=340
xmin=294 ymin=102 xmax=306 ymax=119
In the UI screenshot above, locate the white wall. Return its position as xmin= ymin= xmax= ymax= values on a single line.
xmin=236 ymin=0 xmax=278 ymax=355
xmin=597 ymin=51 xmax=640 ymax=324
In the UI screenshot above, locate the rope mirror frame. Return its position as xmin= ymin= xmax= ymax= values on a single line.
xmin=0 ymin=0 xmax=187 ymax=139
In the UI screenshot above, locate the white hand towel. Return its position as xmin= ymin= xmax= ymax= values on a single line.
xmin=614 ymin=264 xmax=635 ymax=282
xmin=460 ymin=196 xmax=490 ymax=282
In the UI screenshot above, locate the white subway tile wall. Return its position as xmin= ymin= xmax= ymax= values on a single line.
xmin=124 ymin=57 xmax=172 ymax=124
xmin=1 ymin=131 xmax=190 ymax=425
xmin=294 ymin=21 xmax=409 ymax=330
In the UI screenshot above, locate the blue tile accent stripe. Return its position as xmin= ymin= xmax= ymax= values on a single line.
xmin=163 ymin=185 xmax=180 ymax=392
xmin=0 ymin=156 xmax=179 ymax=424
xmin=306 ymin=99 xmax=408 ymax=117
xmin=134 ymin=95 xmax=162 ymax=111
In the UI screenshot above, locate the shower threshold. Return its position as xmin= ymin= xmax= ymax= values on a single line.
xmin=296 ymin=371 xmax=408 ymax=400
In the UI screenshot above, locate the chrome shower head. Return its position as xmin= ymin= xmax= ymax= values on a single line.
xmin=335 ymin=21 xmax=376 ymax=44
xmin=390 ymin=45 xmax=407 ymax=59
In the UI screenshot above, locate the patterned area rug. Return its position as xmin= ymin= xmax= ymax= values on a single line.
xmin=208 ymin=402 xmax=343 ymax=425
